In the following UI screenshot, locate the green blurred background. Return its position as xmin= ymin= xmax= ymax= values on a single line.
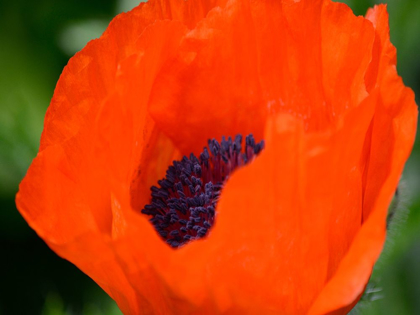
xmin=0 ymin=0 xmax=418 ymax=314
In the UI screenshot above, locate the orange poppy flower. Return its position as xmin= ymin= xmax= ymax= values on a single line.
xmin=16 ymin=0 xmax=417 ymax=314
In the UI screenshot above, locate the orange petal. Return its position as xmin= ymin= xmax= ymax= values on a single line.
xmin=40 ymin=0 xmax=224 ymax=151
xmin=149 ymin=0 xmax=375 ymax=155
xmin=120 ymin=97 xmax=374 ymax=313
xmin=149 ymin=0 xmax=266 ymax=154
xmin=16 ymin=1 xmax=417 ymax=314
xmin=252 ymin=0 xmax=374 ymax=129
xmin=16 ymin=11 xmax=189 ymax=313
xmin=362 ymin=4 xmax=418 ymax=221
xmin=308 ymin=5 xmax=418 ymax=314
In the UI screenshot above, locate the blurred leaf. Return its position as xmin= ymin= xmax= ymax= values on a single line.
xmin=0 ymin=38 xmax=51 ymax=197
xmin=83 ymin=300 xmax=123 ymax=315
xmin=59 ymin=19 xmax=109 ymax=56
xmin=117 ymin=0 xmax=147 ymax=13
xmin=385 ymin=0 xmax=420 ymax=104
xmin=338 ymin=0 xmax=375 ymax=15
xmin=42 ymin=293 xmax=66 ymax=315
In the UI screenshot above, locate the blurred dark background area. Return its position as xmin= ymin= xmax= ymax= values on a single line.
xmin=0 ymin=0 xmax=419 ymax=314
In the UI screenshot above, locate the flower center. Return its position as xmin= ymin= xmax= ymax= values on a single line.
xmin=141 ymin=134 xmax=264 ymax=248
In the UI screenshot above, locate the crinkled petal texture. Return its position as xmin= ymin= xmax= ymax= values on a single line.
xmin=16 ymin=0 xmax=417 ymax=314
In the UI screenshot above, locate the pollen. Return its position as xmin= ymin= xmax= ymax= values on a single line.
xmin=141 ymin=134 xmax=265 ymax=248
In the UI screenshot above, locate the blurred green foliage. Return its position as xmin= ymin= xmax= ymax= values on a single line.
xmin=0 ymin=0 xmax=418 ymax=314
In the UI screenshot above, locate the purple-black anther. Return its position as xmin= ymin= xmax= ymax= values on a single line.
xmin=141 ymin=133 xmax=264 ymax=248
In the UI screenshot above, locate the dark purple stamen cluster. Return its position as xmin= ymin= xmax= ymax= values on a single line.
xmin=141 ymin=134 xmax=264 ymax=248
